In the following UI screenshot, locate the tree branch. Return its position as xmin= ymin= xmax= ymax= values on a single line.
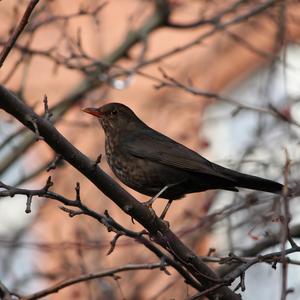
xmin=0 ymin=0 xmax=40 ymax=67
xmin=21 ymin=263 xmax=165 ymax=300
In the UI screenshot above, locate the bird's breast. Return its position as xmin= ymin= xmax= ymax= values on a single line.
xmin=105 ymin=137 xmax=142 ymax=186
xmin=105 ymin=137 xmax=181 ymax=196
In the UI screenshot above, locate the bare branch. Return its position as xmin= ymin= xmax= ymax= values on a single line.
xmin=0 ymin=0 xmax=40 ymax=67
xmin=21 ymin=262 xmax=165 ymax=300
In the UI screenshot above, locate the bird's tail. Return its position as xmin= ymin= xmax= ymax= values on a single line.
xmin=215 ymin=165 xmax=283 ymax=194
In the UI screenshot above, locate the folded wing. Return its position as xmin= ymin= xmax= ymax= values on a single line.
xmin=122 ymin=129 xmax=237 ymax=185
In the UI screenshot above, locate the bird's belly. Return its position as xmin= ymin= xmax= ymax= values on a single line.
xmin=107 ymin=151 xmax=189 ymax=199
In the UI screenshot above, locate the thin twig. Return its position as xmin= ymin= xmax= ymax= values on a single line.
xmin=21 ymin=263 xmax=165 ymax=300
xmin=0 ymin=0 xmax=40 ymax=67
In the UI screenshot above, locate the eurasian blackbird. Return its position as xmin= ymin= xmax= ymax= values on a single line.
xmin=83 ymin=103 xmax=283 ymax=217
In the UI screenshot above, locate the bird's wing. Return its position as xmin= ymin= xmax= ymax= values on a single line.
xmin=122 ymin=130 xmax=236 ymax=183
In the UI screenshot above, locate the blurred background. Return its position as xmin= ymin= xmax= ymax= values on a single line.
xmin=0 ymin=0 xmax=300 ymax=299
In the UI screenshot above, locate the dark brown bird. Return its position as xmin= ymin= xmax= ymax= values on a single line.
xmin=83 ymin=103 xmax=283 ymax=218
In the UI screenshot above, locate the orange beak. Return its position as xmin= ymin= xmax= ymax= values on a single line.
xmin=82 ymin=107 xmax=102 ymax=117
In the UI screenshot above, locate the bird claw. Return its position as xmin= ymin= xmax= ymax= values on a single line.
xmin=143 ymin=197 xmax=155 ymax=209
xmin=159 ymin=199 xmax=173 ymax=220
xmin=162 ymin=219 xmax=170 ymax=228
xmin=143 ymin=185 xmax=170 ymax=209
xmin=143 ymin=201 xmax=156 ymax=216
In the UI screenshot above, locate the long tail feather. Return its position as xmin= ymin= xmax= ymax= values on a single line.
xmin=215 ymin=165 xmax=283 ymax=194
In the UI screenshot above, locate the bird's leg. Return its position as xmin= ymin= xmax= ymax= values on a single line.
xmin=160 ymin=199 xmax=173 ymax=220
xmin=144 ymin=185 xmax=169 ymax=208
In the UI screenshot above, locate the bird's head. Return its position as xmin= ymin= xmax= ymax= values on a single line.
xmin=82 ymin=102 xmax=140 ymax=132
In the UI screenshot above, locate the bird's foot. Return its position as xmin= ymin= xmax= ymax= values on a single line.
xmin=159 ymin=199 xmax=173 ymax=220
xmin=162 ymin=219 xmax=170 ymax=228
xmin=143 ymin=197 xmax=156 ymax=209
xmin=143 ymin=185 xmax=170 ymax=209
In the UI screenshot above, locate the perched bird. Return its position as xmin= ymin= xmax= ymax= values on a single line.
xmin=83 ymin=103 xmax=283 ymax=218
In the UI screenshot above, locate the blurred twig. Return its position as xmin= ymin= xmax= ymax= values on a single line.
xmin=0 ymin=0 xmax=40 ymax=67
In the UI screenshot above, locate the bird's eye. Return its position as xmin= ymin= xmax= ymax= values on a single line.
xmin=112 ymin=110 xmax=118 ymax=115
